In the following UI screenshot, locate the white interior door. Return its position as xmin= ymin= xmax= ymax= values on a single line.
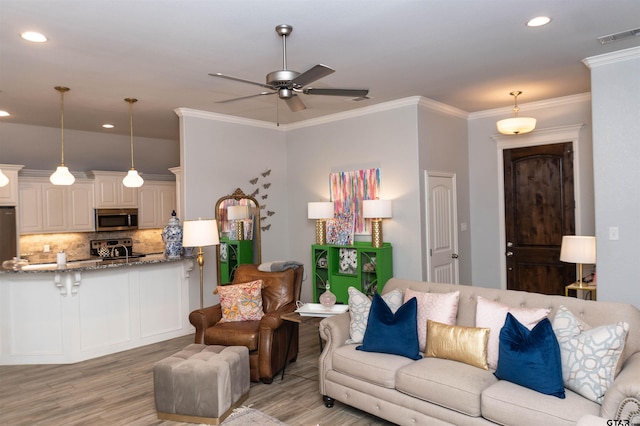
xmin=425 ymin=172 xmax=459 ymax=284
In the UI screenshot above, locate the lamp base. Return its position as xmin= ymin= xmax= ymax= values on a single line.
xmin=315 ymin=220 xmax=327 ymax=245
xmin=371 ymin=219 xmax=383 ymax=248
xmin=236 ymin=220 xmax=245 ymax=241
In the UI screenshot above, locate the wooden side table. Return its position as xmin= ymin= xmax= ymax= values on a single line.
xmin=565 ymin=283 xmax=597 ymax=300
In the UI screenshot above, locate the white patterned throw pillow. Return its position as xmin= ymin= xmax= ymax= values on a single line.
xmin=404 ymin=288 xmax=460 ymax=352
xmin=552 ymin=305 xmax=629 ymax=404
xmin=346 ymin=286 xmax=403 ymax=344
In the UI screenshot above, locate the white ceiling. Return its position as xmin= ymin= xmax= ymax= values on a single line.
xmin=1 ymin=0 xmax=639 ymax=141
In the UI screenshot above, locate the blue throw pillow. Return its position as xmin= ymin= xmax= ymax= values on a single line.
xmin=495 ymin=313 xmax=565 ymax=398
xmin=356 ymin=293 xmax=422 ymax=360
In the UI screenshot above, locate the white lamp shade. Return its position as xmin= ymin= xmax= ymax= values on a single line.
xmin=182 ymin=219 xmax=220 ymax=247
xmin=308 ymin=201 xmax=334 ymax=219
xmin=363 ymin=199 xmax=392 ymax=219
xmin=496 ymin=117 xmax=537 ymax=135
xmin=49 ymin=165 xmax=75 ymax=185
xmin=227 ymin=205 xmax=250 ymax=220
xmin=0 ymin=169 xmax=9 ymax=187
xmin=560 ymin=236 xmax=596 ymax=264
xmin=122 ymin=169 xmax=144 ymax=188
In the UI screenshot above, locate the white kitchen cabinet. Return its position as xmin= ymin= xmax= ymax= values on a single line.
xmin=138 ymin=181 xmax=176 ymax=229
xmin=0 ymin=165 xmax=24 ymax=206
xmin=18 ymin=178 xmax=94 ymax=234
xmin=89 ymin=170 xmax=138 ymax=208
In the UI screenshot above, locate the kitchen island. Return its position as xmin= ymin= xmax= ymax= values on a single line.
xmin=0 ymin=256 xmax=194 ymax=365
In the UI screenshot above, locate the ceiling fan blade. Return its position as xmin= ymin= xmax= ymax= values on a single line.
xmin=209 ymin=72 xmax=272 ymax=89
xmin=291 ymin=64 xmax=335 ymax=87
xmin=303 ymin=88 xmax=369 ymax=98
xmin=216 ymin=91 xmax=275 ymax=104
xmin=284 ymin=94 xmax=306 ymax=112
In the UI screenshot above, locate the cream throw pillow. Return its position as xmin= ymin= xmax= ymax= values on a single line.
xmin=476 ymin=296 xmax=550 ymax=370
xmin=426 ymin=320 xmax=490 ymax=370
xmin=404 ymin=288 xmax=460 ymax=352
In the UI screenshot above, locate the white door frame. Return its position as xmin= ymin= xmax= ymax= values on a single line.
xmin=424 ymin=170 xmax=459 ymax=284
xmin=491 ymin=124 xmax=584 ymax=289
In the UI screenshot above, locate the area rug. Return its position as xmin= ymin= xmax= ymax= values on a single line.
xmin=220 ymin=406 xmax=288 ymax=426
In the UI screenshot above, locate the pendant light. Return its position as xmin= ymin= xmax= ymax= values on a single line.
xmin=49 ymin=86 xmax=75 ymax=185
xmin=496 ymin=91 xmax=537 ymax=135
xmin=0 ymin=169 xmax=9 ymax=187
xmin=122 ymin=98 xmax=144 ymax=188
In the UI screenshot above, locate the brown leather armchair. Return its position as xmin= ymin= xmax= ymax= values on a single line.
xmin=189 ymin=264 xmax=303 ymax=383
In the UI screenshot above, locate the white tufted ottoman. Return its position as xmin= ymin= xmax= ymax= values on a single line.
xmin=153 ymin=344 xmax=250 ymax=425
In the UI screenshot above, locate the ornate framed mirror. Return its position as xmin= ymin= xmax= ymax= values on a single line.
xmin=215 ymin=188 xmax=261 ymax=285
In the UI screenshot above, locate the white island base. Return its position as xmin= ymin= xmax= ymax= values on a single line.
xmin=0 ymin=259 xmax=194 ymax=365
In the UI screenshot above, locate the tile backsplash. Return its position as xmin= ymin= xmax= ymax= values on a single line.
xmin=20 ymin=229 xmax=166 ymax=263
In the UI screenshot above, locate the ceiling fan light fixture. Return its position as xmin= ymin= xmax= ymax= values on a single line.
xmin=50 ymin=86 xmax=75 ymax=186
xmin=496 ymin=91 xmax=537 ymax=135
xmin=123 ymin=98 xmax=144 ymax=188
xmin=0 ymin=169 xmax=10 ymax=187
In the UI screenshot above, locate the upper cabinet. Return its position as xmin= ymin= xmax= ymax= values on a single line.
xmin=19 ymin=178 xmax=94 ymax=234
xmin=0 ymin=165 xmax=24 ymax=206
xmin=88 ymin=171 xmax=138 ymax=208
xmin=138 ymin=181 xmax=177 ymax=229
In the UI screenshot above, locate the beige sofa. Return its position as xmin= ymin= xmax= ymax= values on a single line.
xmin=318 ymin=278 xmax=640 ymax=426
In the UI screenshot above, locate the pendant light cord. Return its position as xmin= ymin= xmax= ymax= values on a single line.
xmin=125 ymin=98 xmax=138 ymax=170
xmin=55 ymin=86 xmax=70 ymax=166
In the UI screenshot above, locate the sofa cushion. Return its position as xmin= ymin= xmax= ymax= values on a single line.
xmin=332 ymin=344 xmax=415 ymax=388
xmin=404 ymin=288 xmax=459 ymax=352
xmin=495 ymin=313 xmax=565 ymax=398
xmin=425 ymin=320 xmax=489 ymax=369
xmin=346 ymin=287 xmax=403 ymax=344
xmin=476 ymin=295 xmax=550 ymax=369
xmin=203 ymin=320 xmax=259 ymax=350
xmin=482 ymin=380 xmax=600 ymax=426
xmin=552 ymin=305 xmax=629 ymax=404
xmin=217 ymin=280 xmax=264 ymax=322
xmin=395 ymin=357 xmax=498 ymax=417
xmin=357 ymin=294 xmax=422 ymax=360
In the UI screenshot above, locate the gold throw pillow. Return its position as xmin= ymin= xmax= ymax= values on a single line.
xmin=426 ymin=320 xmax=490 ymax=370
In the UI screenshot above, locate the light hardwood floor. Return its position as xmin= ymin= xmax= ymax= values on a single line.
xmin=0 ymin=322 xmax=393 ymax=426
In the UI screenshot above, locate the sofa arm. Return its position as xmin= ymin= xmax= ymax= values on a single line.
xmin=318 ymin=312 xmax=351 ymax=395
xmin=601 ymin=352 xmax=640 ymax=421
xmin=188 ymin=304 xmax=222 ymax=344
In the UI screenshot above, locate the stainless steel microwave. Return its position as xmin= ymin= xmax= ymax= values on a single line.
xmin=95 ymin=208 xmax=138 ymax=231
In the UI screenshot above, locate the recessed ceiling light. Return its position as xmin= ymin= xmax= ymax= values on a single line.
xmin=102 ymin=124 xmax=114 ymax=129
xmin=527 ymin=16 xmax=551 ymax=27
xmin=20 ymin=31 xmax=48 ymax=42
xmin=0 ymin=111 xmax=10 ymax=117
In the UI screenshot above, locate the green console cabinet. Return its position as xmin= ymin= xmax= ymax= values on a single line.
xmin=311 ymin=242 xmax=392 ymax=304
xmin=219 ymin=237 xmax=253 ymax=284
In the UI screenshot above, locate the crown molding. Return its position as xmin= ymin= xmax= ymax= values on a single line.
xmin=174 ymin=108 xmax=279 ymax=130
xmin=469 ymin=93 xmax=592 ymax=120
xmin=490 ymin=123 xmax=584 ymax=148
xmin=583 ymin=46 xmax=640 ymax=68
xmin=417 ymin=97 xmax=469 ymax=119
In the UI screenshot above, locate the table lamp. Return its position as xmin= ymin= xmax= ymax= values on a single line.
xmin=560 ymin=235 xmax=596 ymax=288
xmin=182 ymin=218 xmax=220 ymax=308
xmin=308 ymin=201 xmax=334 ymax=245
xmin=227 ymin=205 xmax=250 ymax=240
xmin=363 ymin=199 xmax=392 ymax=248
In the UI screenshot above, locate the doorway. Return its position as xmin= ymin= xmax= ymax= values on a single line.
xmin=503 ymin=142 xmax=575 ymax=294
xmin=425 ymin=171 xmax=459 ymax=284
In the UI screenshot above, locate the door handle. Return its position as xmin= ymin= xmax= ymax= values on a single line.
xmin=451 ymin=253 xmax=459 ymax=259
xmin=507 ymin=241 xmax=513 ymax=247
xmin=506 ymin=251 xmax=514 ymax=257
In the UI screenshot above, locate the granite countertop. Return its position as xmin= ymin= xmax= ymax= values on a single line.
xmin=0 ymin=254 xmax=191 ymax=274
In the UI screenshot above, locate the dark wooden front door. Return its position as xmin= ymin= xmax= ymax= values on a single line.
xmin=504 ymin=142 xmax=576 ymax=295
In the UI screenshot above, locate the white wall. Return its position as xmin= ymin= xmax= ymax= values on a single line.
xmin=467 ymin=94 xmax=595 ymax=289
xmin=586 ymin=47 xmax=640 ymax=308
xmin=417 ymin=99 xmax=471 ymax=284
xmin=0 ymin=122 xmax=178 ymax=176
xmin=177 ymin=109 xmax=289 ymax=310
xmin=285 ymin=102 xmax=424 ymax=301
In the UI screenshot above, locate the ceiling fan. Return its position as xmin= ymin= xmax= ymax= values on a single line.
xmin=209 ymin=24 xmax=369 ymax=113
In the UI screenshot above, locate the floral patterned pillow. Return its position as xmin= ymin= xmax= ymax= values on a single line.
xmin=217 ymin=280 xmax=265 ymax=322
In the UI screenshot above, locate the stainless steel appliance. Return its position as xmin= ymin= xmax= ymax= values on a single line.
xmin=0 ymin=206 xmax=17 ymax=262
xmin=90 ymin=238 xmax=146 ymax=260
xmin=95 ymin=208 xmax=138 ymax=231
